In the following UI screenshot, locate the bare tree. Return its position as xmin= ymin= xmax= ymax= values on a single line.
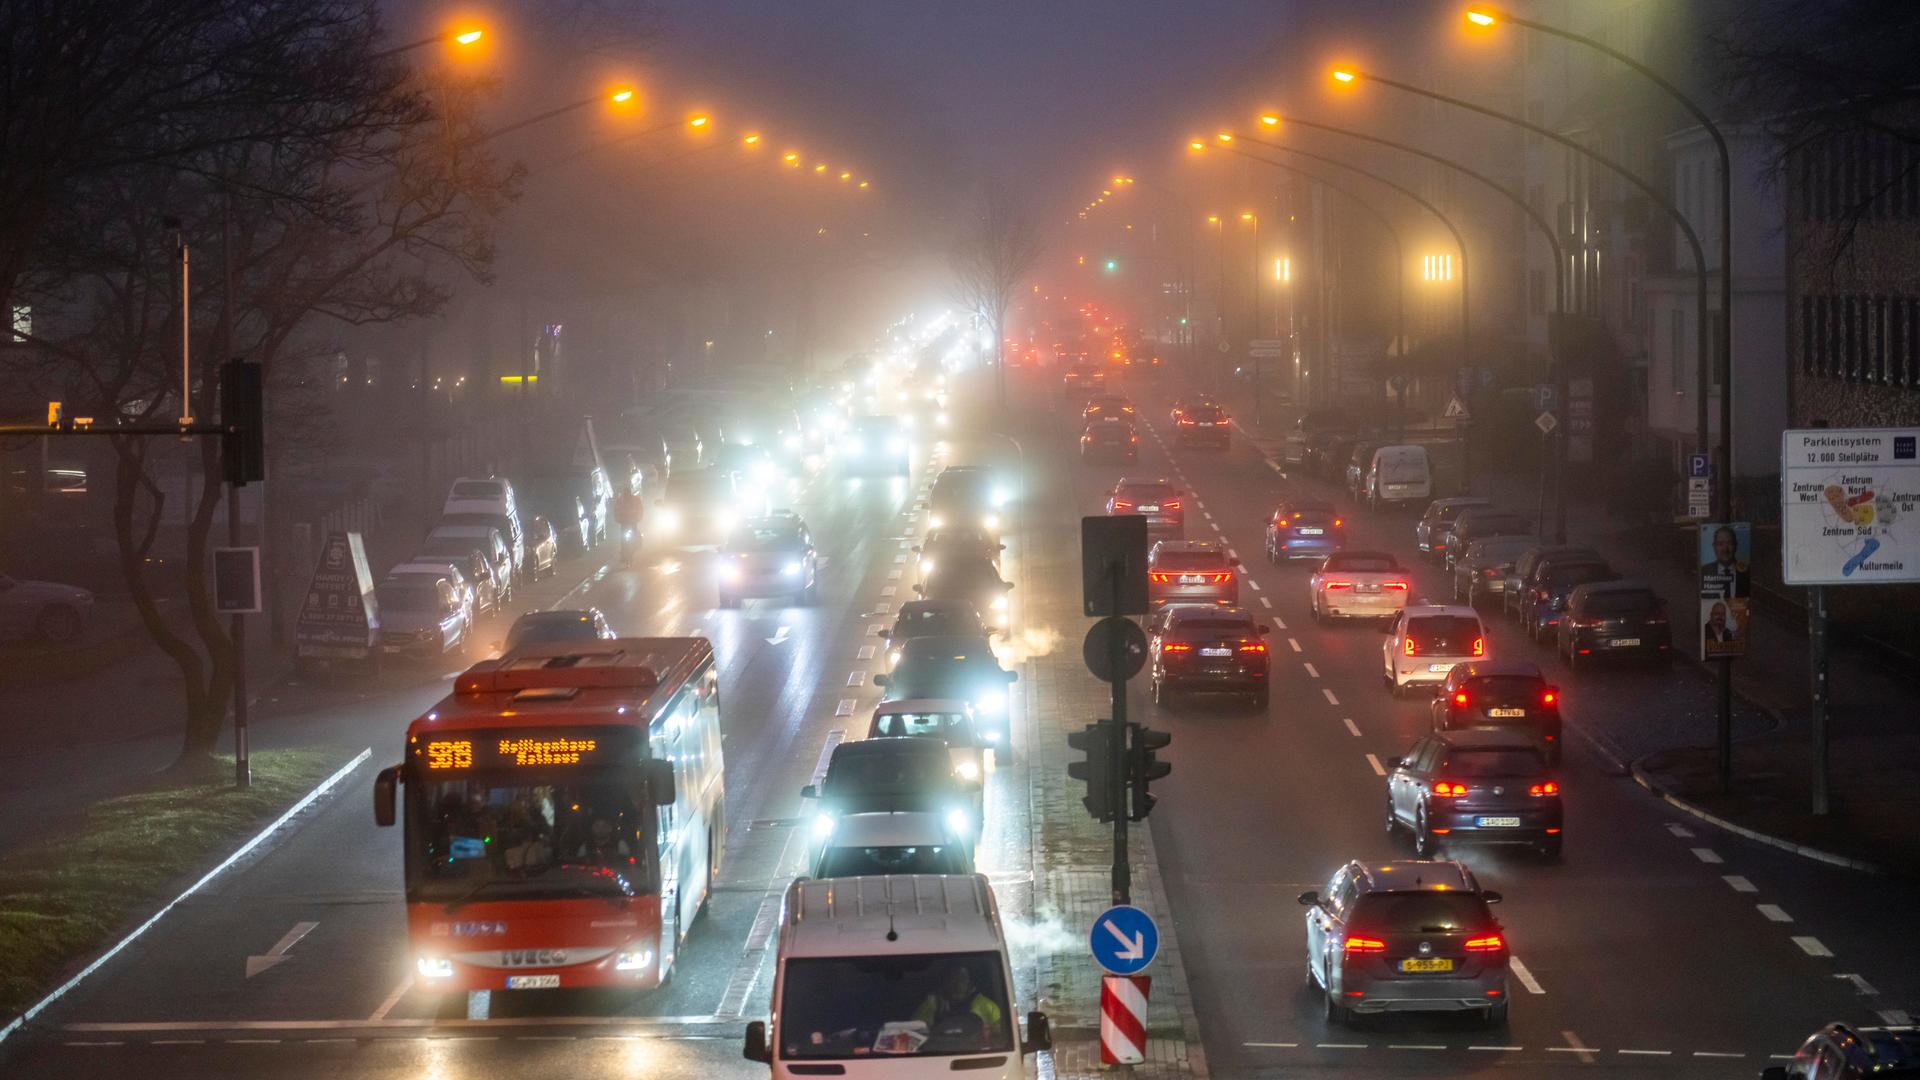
xmin=950 ymin=184 xmax=1043 ymax=406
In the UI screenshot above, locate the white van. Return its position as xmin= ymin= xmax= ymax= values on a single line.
xmin=743 ymin=874 xmax=1052 ymax=1077
xmin=444 ymin=476 xmax=526 ymax=572
xmin=1366 ymin=445 xmax=1432 ymax=510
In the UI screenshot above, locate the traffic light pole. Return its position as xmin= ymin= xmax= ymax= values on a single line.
xmin=1108 ymin=565 xmax=1130 ymax=907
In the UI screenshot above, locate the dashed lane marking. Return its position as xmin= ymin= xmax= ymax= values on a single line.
xmin=834 ymin=699 xmax=856 ymax=717
xmin=1840 ymin=973 xmax=1878 ymax=995
xmin=845 ymin=671 xmax=866 ymax=687
xmin=1695 ymin=1051 xmax=1746 ymax=1058
xmin=1757 ymin=904 xmax=1793 ymax=923
xmin=1793 ymin=936 xmax=1833 ymax=957
xmin=1259 ymin=597 xmax=1273 ymax=609
xmin=1341 ymin=717 xmax=1361 ymax=738
xmin=1558 ymin=1031 xmax=1596 ymax=1064
xmin=880 ymin=585 xmax=896 ymax=596
xmin=1365 ymin=754 xmax=1386 ymax=776
xmin=1322 ymin=688 xmax=1339 ymax=705
xmin=856 ymin=645 xmax=876 ymax=660
xmin=1881 ymin=1009 xmax=1915 ymax=1025
xmin=1316 ymin=1043 xmax=1364 ymax=1049
xmin=1690 ymin=847 xmax=1723 ymax=864
xmin=1243 ymin=1041 xmax=1297 ymax=1048
xmin=1470 ymin=1046 xmax=1522 ymax=1051
xmin=1388 ymin=1044 xmax=1445 ymax=1050
xmin=1723 ymin=875 xmax=1758 ymax=893
xmin=1272 ymin=616 xmax=1285 ymax=629
xmin=1664 ymin=822 xmax=1695 ymax=838
xmin=1303 ymin=663 xmax=1319 ymax=678
xmin=1510 ymin=956 xmax=1545 ymax=994
xmin=1246 ymin=578 xmax=1261 ymax=591
xmin=368 ymin=977 xmax=412 ymax=1022
xmin=886 ymin=568 xmax=902 ymax=580
xmin=1287 ymin=638 xmax=1302 ymax=652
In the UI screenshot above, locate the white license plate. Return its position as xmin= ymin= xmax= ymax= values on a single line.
xmin=1179 ymin=575 xmax=1204 ymax=584
xmin=1298 ymin=527 xmax=1324 ymax=536
xmin=507 ymin=975 xmax=560 ymax=989
xmin=1428 ymin=663 xmax=1455 ymax=673
xmin=1476 ymin=816 xmax=1521 ymax=828
xmin=1358 ymin=584 xmax=1380 ymax=593
xmin=1198 ymin=647 xmax=1232 ymax=657
xmin=1488 ymin=707 xmax=1526 ymax=718
xmin=1140 ymin=505 xmax=1160 ymax=512
xmin=1611 ymin=638 xmax=1641 ymax=647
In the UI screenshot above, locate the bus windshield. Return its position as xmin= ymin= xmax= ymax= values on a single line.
xmin=779 ymin=951 xmax=1014 ymax=1059
xmin=410 ymin=774 xmax=657 ymax=905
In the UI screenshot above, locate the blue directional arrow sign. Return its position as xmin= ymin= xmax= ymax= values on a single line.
xmin=1089 ymin=904 xmax=1159 ymax=975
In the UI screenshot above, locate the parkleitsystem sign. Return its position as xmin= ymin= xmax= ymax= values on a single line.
xmin=1781 ymin=428 xmax=1920 ymax=585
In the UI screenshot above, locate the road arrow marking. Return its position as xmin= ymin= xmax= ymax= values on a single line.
xmin=246 ymin=922 xmax=318 ymax=978
xmin=1103 ymin=919 xmax=1145 ymax=961
xmin=765 ymin=626 xmax=790 ymax=646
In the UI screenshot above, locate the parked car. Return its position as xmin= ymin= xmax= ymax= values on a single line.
xmin=524 ymin=514 xmax=559 ymax=579
xmin=1382 ymin=604 xmax=1486 ymax=695
xmin=523 ymin=483 xmax=593 ymax=555
xmin=1365 ymin=445 xmax=1433 ymax=509
xmin=437 ymin=510 xmax=526 ymax=575
xmin=1415 ymin=497 xmax=1493 ymax=561
xmin=375 ymin=574 xmax=471 ymax=661
xmin=1520 ymin=558 xmax=1617 ymax=642
xmin=1451 ymin=535 xmax=1537 ymax=607
xmin=1556 ymin=579 xmax=1672 ymax=667
xmin=1266 ymin=501 xmax=1344 ymax=563
xmin=411 ymin=539 xmax=502 ymax=616
xmin=442 ymin=476 xmax=526 ymax=570
xmin=1430 ymin=659 xmax=1563 ymax=763
xmin=1502 ymin=544 xmax=1603 ymax=619
xmin=1443 ymin=511 xmax=1536 ymax=571
xmin=1343 ymin=442 xmax=1380 ymax=501
xmin=1282 ymin=408 xmax=1356 ymax=467
xmin=388 ymin=560 xmax=475 ymax=619
xmin=0 ymin=573 xmax=93 ymax=644
xmin=525 ymin=464 xmax=612 ymax=550
xmin=425 ymin=524 xmax=513 ymax=603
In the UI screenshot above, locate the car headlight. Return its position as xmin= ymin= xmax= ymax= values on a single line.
xmin=955 ymin=760 xmax=981 ymax=782
xmin=616 ymin=948 xmax=655 ymax=971
xmin=811 ymin=813 xmax=836 ymax=839
xmin=991 ymin=486 xmax=1011 ymax=507
xmin=982 ymin=729 xmax=1001 ymax=743
xmin=782 ymin=560 xmax=804 ymax=576
xmin=713 ymin=510 xmax=736 ymax=534
xmin=945 ymin=808 xmax=971 ymax=835
xmin=656 ymin=508 xmax=680 ymax=534
xmin=982 ymin=513 xmax=1000 ymax=531
xmin=991 ymin=594 xmax=1008 ymax=611
xmin=722 ymin=564 xmax=742 ymax=583
xmin=920 ymin=558 xmax=934 ymax=574
xmin=936 ymin=411 xmax=950 ymax=428
xmin=844 ymin=437 xmax=866 ymax=456
xmin=888 ymin=649 xmax=901 ymax=666
xmin=929 ymin=513 xmax=946 ymax=529
xmin=887 ymin=438 xmax=906 ymax=453
xmin=417 ymin=955 xmax=455 ymax=979
xmin=975 ymin=690 xmax=1006 ymax=713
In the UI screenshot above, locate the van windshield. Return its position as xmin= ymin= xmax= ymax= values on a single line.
xmin=450 ymin=481 xmax=502 ymax=500
xmin=779 ymin=951 xmax=1014 ymax=1059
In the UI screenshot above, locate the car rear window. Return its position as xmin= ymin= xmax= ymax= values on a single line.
xmin=1407 ymin=615 xmax=1481 ymax=651
xmin=450 ymin=481 xmax=502 ymax=499
xmin=1441 ymin=746 xmax=1548 ymax=776
xmin=1285 ymin=510 xmax=1336 ymax=526
xmin=1426 ymin=501 xmax=1490 ymax=523
xmin=1153 ymin=551 xmax=1228 ymax=571
xmin=1461 ymin=514 xmax=1533 ymax=536
xmin=1324 ymin=555 xmax=1397 ymax=573
xmin=1119 ymin=484 xmax=1175 ymax=501
xmin=1582 ymin=589 xmax=1660 ymax=615
xmin=376 ymin=583 xmax=440 ymax=611
xmin=1169 ymin=618 xmax=1256 ymax=633
xmin=1547 ymin=563 xmax=1614 ymax=586
xmin=1187 ymin=406 xmax=1223 ymax=419
xmin=1351 ymin=892 xmax=1493 ymax=933
xmin=1464 ymin=675 xmax=1548 ymax=703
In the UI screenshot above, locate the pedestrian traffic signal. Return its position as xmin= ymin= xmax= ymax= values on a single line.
xmin=1127 ymin=724 xmax=1172 ymax=821
xmin=1067 ymin=721 xmax=1116 ymax=822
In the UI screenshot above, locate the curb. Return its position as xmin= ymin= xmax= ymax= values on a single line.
xmin=1628 ymin=757 xmax=1891 ymax=877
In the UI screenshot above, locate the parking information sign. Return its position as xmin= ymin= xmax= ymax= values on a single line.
xmin=1782 ymin=428 xmax=1920 ymax=585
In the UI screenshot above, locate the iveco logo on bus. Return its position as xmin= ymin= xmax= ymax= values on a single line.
xmin=501 ymin=949 xmax=570 ymax=967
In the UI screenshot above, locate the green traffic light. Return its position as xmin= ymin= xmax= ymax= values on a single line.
xmin=1104 ymin=259 xmax=1118 ymax=272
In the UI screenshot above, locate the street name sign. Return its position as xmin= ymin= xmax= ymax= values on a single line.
xmin=1781 ymin=428 xmax=1920 ymax=585
xmin=1090 ymin=904 xmax=1159 ymax=975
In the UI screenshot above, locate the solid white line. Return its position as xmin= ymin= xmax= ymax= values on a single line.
xmin=1287 ymin=638 xmax=1302 ymax=653
xmin=1322 ymin=688 xmax=1339 ymax=705
xmin=0 ymin=747 xmax=373 ymax=1047
xmin=1690 ymin=847 xmax=1724 ymax=864
xmin=1510 ymin=956 xmax=1545 ymax=994
xmin=1259 ymin=597 xmax=1273 ymax=609
xmin=1757 ymin=904 xmax=1793 ymax=923
xmin=1341 ymin=717 xmax=1362 ymax=738
xmin=1619 ymin=1049 xmax=1672 ymax=1056
xmin=368 ymin=977 xmax=413 ymax=1022
xmin=1303 ymin=663 xmax=1319 ymax=678
xmin=1365 ymin=754 xmax=1386 ymax=776
xmin=1694 ymin=1051 xmax=1747 ymax=1058
xmin=1723 ymin=874 xmax=1758 ymax=893
xmin=1793 ymin=936 xmax=1833 ymax=957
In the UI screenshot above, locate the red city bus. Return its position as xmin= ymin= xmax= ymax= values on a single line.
xmin=373 ymin=637 xmax=725 ymax=993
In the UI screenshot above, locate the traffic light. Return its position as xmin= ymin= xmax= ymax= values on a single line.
xmin=1067 ymin=721 xmax=1115 ymax=822
xmin=1104 ymin=259 xmax=1118 ymax=272
xmin=220 ymin=359 xmax=265 ymax=485
xmin=1127 ymin=724 xmax=1172 ymax=821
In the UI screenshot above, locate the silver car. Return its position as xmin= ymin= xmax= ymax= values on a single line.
xmin=0 ymin=573 xmax=94 ymax=643
xmin=1299 ymin=859 xmax=1510 ymax=1026
xmin=718 ymin=512 xmax=818 ymax=607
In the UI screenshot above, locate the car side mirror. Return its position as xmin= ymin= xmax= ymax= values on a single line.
xmin=743 ymin=1020 xmax=772 ymax=1064
xmin=1295 ymin=890 xmax=1320 ymax=907
xmin=873 ymin=628 xmax=888 ymax=637
xmin=1481 ymin=890 xmax=1503 ymax=904
xmin=373 ymin=766 xmax=400 ymax=827
xmin=1229 ymin=557 xmax=1242 ymax=566
xmin=1259 ymin=625 xmax=1272 ymax=635
xmin=997 ymin=543 xmax=1007 ymax=551
xmin=799 ymin=784 xmax=818 ymax=800
xmin=644 ymin=759 xmax=676 ymax=806
xmin=1021 ymin=1011 xmax=1053 ymax=1055
xmin=873 ymin=673 xmax=890 ymax=687
xmin=1002 ymin=581 xmax=1014 ymax=592
xmin=912 ymin=583 xmax=925 ymax=595
xmin=1390 ymin=756 xmax=1408 ymax=769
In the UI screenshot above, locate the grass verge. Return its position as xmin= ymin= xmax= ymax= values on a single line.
xmin=0 ymin=748 xmax=342 ymax=1017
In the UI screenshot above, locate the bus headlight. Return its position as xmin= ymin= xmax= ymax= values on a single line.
xmin=616 ymin=948 xmax=655 ymax=971
xmin=417 ymin=955 xmax=455 ymax=979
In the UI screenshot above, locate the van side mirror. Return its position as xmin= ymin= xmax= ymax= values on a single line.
xmin=644 ymin=759 xmax=676 ymax=806
xmin=912 ymin=583 xmax=925 ymax=595
xmin=373 ymin=765 xmax=400 ymax=827
xmin=1021 ymin=1010 xmax=1053 ymax=1055
xmin=1296 ymin=890 xmax=1320 ymax=907
xmin=1482 ymin=890 xmax=1503 ymax=904
xmin=743 ymin=1020 xmax=772 ymax=1063
xmin=800 ymin=784 xmax=818 ymax=800
xmin=873 ymin=673 xmax=890 ymax=687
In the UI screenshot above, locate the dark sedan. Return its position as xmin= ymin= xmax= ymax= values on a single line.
xmin=1556 ymin=580 xmax=1672 ymax=667
xmin=1430 ymin=659 xmax=1563 ymax=763
xmin=1388 ymin=729 xmax=1564 ymax=860
xmin=1148 ymin=604 xmax=1271 ymax=709
xmin=1080 ymin=420 xmax=1139 ymax=462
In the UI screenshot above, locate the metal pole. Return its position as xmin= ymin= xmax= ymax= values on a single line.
xmin=179 ymin=235 xmax=192 ymax=423
xmin=230 ymin=489 xmax=251 ymax=788
xmin=1809 ymin=585 xmax=1829 ymax=815
xmin=1251 ymin=215 xmax=1263 ymax=426
xmin=1108 ymin=566 xmax=1130 ymax=906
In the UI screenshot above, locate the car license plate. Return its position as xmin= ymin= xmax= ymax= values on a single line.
xmin=1611 ymin=637 xmax=1641 ymax=647
xmin=1476 ymin=816 xmax=1521 ymax=828
xmin=1140 ymin=504 xmax=1160 ymax=512
xmin=1358 ymin=583 xmax=1380 ymax=593
xmin=1488 ymin=707 xmax=1526 ymax=718
xmin=1298 ymin=527 xmax=1324 ymax=536
xmin=1199 ymin=647 xmax=1232 ymax=657
xmin=507 ymin=975 xmax=560 ymax=989
xmin=1399 ymin=957 xmax=1455 ymax=973
xmin=1427 ymin=663 xmax=1454 ymax=673
xmin=1179 ymin=574 xmax=1204 ymax=584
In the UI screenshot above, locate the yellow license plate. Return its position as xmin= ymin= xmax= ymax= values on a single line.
xmin=1398 ymin=957 xmax=1455 ymax=973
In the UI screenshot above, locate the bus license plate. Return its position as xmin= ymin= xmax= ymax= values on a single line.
xmin=1399 ymin=957 xmax=1454 ymax=973
xmin=507 ymin=975 xmax=560 ymax=989
xmin=1476 ymin=816 xmax=1521 ymax=828
xmin=1488 ymin=707 xmax=1526 ymax=718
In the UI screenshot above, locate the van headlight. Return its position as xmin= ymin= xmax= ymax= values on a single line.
xmin=929 ymin=513 xmax=945 ymax=529
xmin=945 ymin=808 xmax=971 ymax=835
xmin=955 ymin=760 xmax=981 ymax=782
xmin=616 ymin=948 xmax=654 ymax=971
xmin=974 ymin=690 xmax=1006 ymax=713
xmin=811 ymin=813 xmax=836 ymax=839
xmin=991 ymin=486 xmax=1011 ymax=507
xmin=655 ymin=508 xmax=680 ymax=535
xmin=982 ymin=513 xmax=1001 ymax=531
xmin=782 ymin=560 xmax=804 ymax=577
xmin=417 ymin=955 xmax=455 ymax=979
xmin=991 ymin=594 xmax=1008 ymax=611
xmin=722 ymin=564 xmax=742 ymax=583
xmin=920 ymin=558 xmax=935 ymax=574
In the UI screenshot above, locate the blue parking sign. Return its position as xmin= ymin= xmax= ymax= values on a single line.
xmin=1688 ymin=453 xmax=1712 ymax=479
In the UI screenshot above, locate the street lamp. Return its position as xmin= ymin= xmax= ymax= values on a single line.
xmin=482 ymin=85 xmax=644 ymax=143
xmin=372 ymin=24 xmax=488 ymax=61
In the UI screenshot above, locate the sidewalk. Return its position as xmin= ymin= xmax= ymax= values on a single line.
xmin=1238 ymin=410 xmax=1920 ymax=873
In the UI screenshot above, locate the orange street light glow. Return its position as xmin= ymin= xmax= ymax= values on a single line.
xmin=1332 ymin=69 xmax=1356 ymax=83
xmin=610 ymin=88 xmax=635 ymax=103
xmin=454 ymin=29 xmax=484 ymax=45
xmin=1216 ymin=132 xmax=1233 ymax=143
xmin=1206 ymin=214 xmax=1220 ymax=224
xmin=839 ymin=171 xmax=851 ymax=180
xmin=814 ymin=163 xmax=827 ymax=173
xmin=688 ymin=115 xmax=709 ymax=127
xmin=1259 ymin=113 xmax=1281 ymax=127
xmin=743 ymin=133 xmax=761 ymax=145
xmin=1240 ymin=211 xmax=1255 ymax=221
xmin=858 ymin=180 xmax=870 ymax=189
xmin=1466 ymin=8 xmax=1497 ymax=26
xmin=783 ymin=151 xmax=800 ymax=163
xmin=1189 ymin=140 xmax=1205 ymax=151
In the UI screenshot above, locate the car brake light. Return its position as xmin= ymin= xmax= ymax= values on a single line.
xmin=1324 ymin=580 xmax=1353 ymax=590
xmin=1403 ymin=637 xmax=1417 ymax=656
xmin=1238 ymin=641 xmax=1266 ymax=653
xmin=1179 ymin=418 xmax=1195 ymax=426
xmin=1343 ymin=936 xmax=1386 ymax=953
xmin=1164 ymin=500 xmax=1181 ymax=510
xmin=1453 ymin=692 xmax=1469 ymax=706
xmin=1209 ymin=572 xmax=1233 ymax=583
xmin=1149 ymin=572 xmax=1171 ymax=583
xmin=1529 ymin=781 xmax=1560 ymax=796
xmin=1163 ymin=642 xmax=1191 ymax=652
xmin=1542 ymin=691 xmax=1557 ymax=705
xmin=1431 ymin=781 xmax=1468 ymax=797
xmin=1113 ymin=500 xmax=1135 ymax=510
xmin=1383 ymin=580 xmax=1409 ymax=591
xmin=1214 ymin=419 xmax=1230 ymax=426
xmin=1334 ymin=518 xmax=1344 ymax=527
xmin=1471 ymin=636 xmax=1485 ymax=657
xmin=1464 ymin=934 xmax=1505 ymax=951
